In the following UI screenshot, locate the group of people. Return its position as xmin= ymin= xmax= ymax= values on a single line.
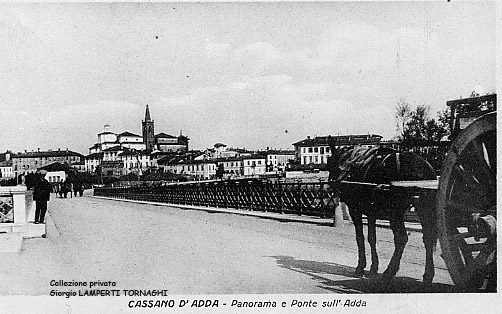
xmin=53 ymin=179 xmax=84 ymax=198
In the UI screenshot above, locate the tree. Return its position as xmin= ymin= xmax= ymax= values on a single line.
xmin=397 ymin=103 xmax=450 ymax=145
xmin=402 ymin=104 xmax=429 ymax=143
xmin=434 ymin=107 xmax=451 ymax=141
xmin=395 ymin=98 xmax=412 ymax=141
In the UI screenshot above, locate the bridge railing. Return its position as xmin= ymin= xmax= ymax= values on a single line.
xmin=94 ymin=180 xmax=339 ymax=218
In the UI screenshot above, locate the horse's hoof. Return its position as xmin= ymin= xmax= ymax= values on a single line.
xmin=354 ymin=269 xmax=365 ymax=278
xmin=422 ymin=274 xmax=434 ymax=286
xmin=379 ymin=274 xmax=393 ymax=289
xmin=421 ymin=282 xmax=433 ymax=293
xmin=369 ymin=265 xmax=379 ymax=274
xmin=367 ymin=268 xmax=379 ymax=278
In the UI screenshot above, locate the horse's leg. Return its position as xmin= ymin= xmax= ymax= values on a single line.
xmin=381 ymin=214 xmax=408 ymax=283
xmin=351 ymin=209 xmax=366 ymax=277
xmin=417 ymin=205 xmax=437 ymax=286
xmin=367 ymin=215 xmax=379 ymax=275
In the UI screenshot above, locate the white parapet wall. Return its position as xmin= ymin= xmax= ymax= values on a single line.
xmin=0 ymin=185 xmax=45 ymax=238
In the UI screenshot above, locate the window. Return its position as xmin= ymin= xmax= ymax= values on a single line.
xmin=303 ymin=157 xmax=307 ymax=164
xmin=314 ymin=156 xmax=318 ymax=163
xmin=308 ymin=147 xmax=313 ymax=153
xmin=314 ymin=147 xmax=318 ymax=153
xmin=326 ymin=147 xmax=330 ymax=153
xmin=320 ymin=147 xmax=324 ymax=154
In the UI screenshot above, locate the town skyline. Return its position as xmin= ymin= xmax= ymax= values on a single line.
xmin=0 ymin=2 xmax=496 ymax=155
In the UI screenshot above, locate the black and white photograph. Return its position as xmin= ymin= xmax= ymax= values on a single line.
xmin=0 ymin=1 xmax=498 ymax=313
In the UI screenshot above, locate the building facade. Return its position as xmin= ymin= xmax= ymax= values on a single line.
xmin=155 ymin=133 xmax=188 ymax=153
xmin=265 ymin=150 xmax=295 ymax=172
xmin=118 ymin=132 xmax=146 ymax=151
xmin=0 ymin=160 xmax=13 ymax=179
xmin=11 ymin=149 xmax=84 ymax=176
xmin=243 ymin=155 xmax=267 ymax=176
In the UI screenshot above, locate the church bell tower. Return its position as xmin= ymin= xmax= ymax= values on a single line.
xmin=142 ymin=105 xmax=155 ymax=152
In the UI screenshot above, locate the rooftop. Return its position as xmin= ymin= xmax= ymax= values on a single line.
xmin=85 ymin=152 xmax=103 ymax=159
xmin=119 ymin=131 xmax=142 ymax=138
xmin=265 ymin=149 xmax=295 ymax=155
xmin=40 ymin=162 xmax=72 ymax=172
xmin=155 ymin=132 xmax=177 ymax=139
xmin=292 ymin=134 xmax=383 ymax=147
xmin=11 ymin=149 xmax=84 ymax=158
xmin=102 ymin=146 xmax=123 ymax=152
xmin=0 ymin=160 xmax=12 ymax=167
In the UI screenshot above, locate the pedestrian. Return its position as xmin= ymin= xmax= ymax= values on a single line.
xmin=63 ymin=179 xmax=72 ymax=198
xmin=78 ymin=184 xmax=84 ymax=197
xmin=33 ymin=170 xmax=52 ymax=224
xmin=68 ymin=181 xmax=73 ymax=198
xmin=59 ymin=179 xmax=65 ymax=198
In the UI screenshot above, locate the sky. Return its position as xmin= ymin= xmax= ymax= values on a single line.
xmin=0 ymin=1 xmax=496 ymax=155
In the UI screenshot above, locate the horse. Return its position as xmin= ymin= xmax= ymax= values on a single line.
xmin=326 ymin=145 xmax=438 ymax=287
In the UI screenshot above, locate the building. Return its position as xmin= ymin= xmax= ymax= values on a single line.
xmin=179 ymin=160 xmax=217 ymax=180
xmin=159 ymin=154 xmax=217 ymax=180
xmin=85 ymin=105 xmax=189 ymax=174
xmin=243 ymin=154 xmax=266 ymax=176
xmin=11 ymin=149 xmax=84 ymax=176
xmin=118 ymin=132 xmax=146 ymax=151
xmin=265 ymin=149 xmax=295 ymax=172
xmin=155 ymin=133 xmax=188 ymax=153
xmin=215 ymin=157 xmax=244 ymax=177
xmin=0 ymin=160 xmax=13 ymax=180
xmin=85 ymin=152 xmax=103 ymax=173
xmin=40 ymin=162 xmax=71 ymax=184
xmin=293 ymin=134 xmax=382 ymax=165
xmin=142 ymin=104 xmax=156 ymax=152
xmin=206 ymin=143 xmax=252 ymax=159
xmin=98 ymin=125 xmax=120 ymax=151
xmin=119 ymin=149 xmax=158 ymax=175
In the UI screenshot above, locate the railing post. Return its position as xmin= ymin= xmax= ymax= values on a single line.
xmin=278 ymin=180 xmax=284 ymax=214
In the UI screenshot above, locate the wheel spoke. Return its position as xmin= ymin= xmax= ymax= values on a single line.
xmin=452 ymin=163 xmax=488 ymax=197
xmin=462 ymin=240 xmax=496 ymax=289
xmin=463 ymin=137 xmax=496 ymax=198
xmin=445 ymin=198 xmax=490 ymax=217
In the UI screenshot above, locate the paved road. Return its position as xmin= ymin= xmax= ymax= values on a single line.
xmin=0 ymin=191 xmax=456 ymax=295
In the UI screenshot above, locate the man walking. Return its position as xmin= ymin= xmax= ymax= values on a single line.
xmin=33 ymin=170 xmax=52 ymax=224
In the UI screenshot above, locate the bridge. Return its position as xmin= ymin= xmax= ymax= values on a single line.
xmin=0 ymin=188 xmax=456 ymax=296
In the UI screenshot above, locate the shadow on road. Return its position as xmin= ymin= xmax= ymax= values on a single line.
xmin=270 ymin=255 xmax=458 ymax=294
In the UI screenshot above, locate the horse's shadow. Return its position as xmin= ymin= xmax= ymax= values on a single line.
xmin=270 ymin=255 xmax=457 ymax=294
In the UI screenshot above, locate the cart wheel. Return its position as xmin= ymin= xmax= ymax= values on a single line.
xmin=437 ymin=112 xmax=496 ymax=292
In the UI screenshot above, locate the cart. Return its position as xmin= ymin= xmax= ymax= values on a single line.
xmin=437 ymin=94 xmax=496 ymax=291
xmin=391 ymin=95 xmax=496 ymax=291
